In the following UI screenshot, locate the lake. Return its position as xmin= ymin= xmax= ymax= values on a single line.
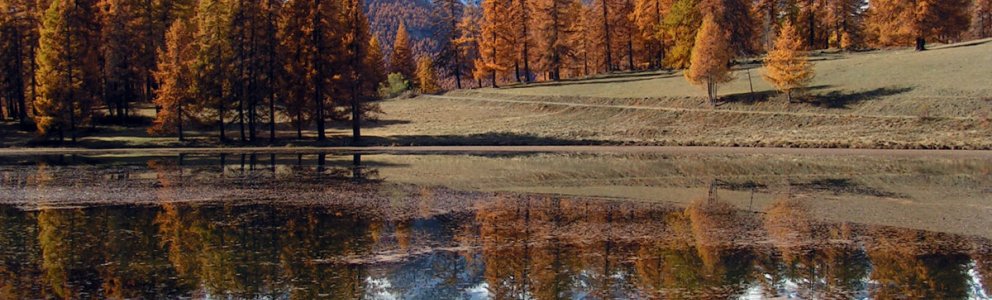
xmin=0 ymin=149 xmax=990 ymax=299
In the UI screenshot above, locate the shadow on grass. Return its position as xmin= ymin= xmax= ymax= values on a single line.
xmin=499 ymin=71 xmax=679 ymax=90
xmin=717 ymin=85 xmax=834 ymax=106
xmin=808 ymin=86 xmax=913 ymax=108
xmin=791 ymin=178 xmax=906 ymax=198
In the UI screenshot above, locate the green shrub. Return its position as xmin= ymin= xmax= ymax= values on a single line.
xmin=378 ymin=73 xmax=410 ymax=99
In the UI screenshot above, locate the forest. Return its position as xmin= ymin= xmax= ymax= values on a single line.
xmin=0 ymin=0 xmax=989 ymax=144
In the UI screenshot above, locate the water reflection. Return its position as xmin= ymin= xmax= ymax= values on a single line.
xmin=0 ymin=196 xmax=989 ymax=299
xmin=0 ymin=153 xmax=990 ymax=299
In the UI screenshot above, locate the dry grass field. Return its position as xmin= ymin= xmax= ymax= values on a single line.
xmin=364 ymin=39 xmax=992 ymax=149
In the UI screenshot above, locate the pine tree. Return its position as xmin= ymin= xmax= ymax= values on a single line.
xmin=35 ymin=0 xmax=102 ymax=141
xmin=416 ymin=56 xmax=440 ymax=94
xmin=764 ymin=21 xmax=814 ymax=103
xmin=662 ymin=0 xmax=699 ymax=69
xmin=149 ymin=19 xmax=196 ymax=140
xmin=685 ymin=13 xmax=733 ymax=105
xmin=389 ymin=21 xmax=416 ymax=84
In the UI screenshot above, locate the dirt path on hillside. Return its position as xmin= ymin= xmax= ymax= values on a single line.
xmin=423 ymin=95 xmax=980 ymax=121
xmin=2 ymin=145 xmax=991 ymax=158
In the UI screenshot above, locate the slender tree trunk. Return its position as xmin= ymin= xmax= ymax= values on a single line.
xmin=915 ymin=37 xmax=926 ymax=51
xmin=807 ymin=1 xmax=815 ymax=49
xmin=601 ymin=0 xmax=612 ymax=72
xmin=313 ymin=0 xmax=326 ymax=141
xmin=268 ymin=0 xmax=277 ymax=144
xmin=450 ymin=1 xmax=462 ymax=89
xmin=520 ymin=0 xmax=530 ymax=83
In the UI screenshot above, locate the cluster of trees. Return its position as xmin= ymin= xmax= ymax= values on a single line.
xmin=1 ymin=0 xmax=990 ymax=142
xmin=0 ymin=0 xmax=385 ymax=143
xmin=436 ymin=0 xmax=984 ymax=89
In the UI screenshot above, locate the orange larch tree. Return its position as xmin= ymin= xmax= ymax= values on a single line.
xmin=867 ymin=0 xmax=971 ymax=51
xmin=533 ymin=0 xmax=581 ymax=81
xmin=150 ymin=19 xmax=197 ymax=140
xmin=389 ymin=21 xmax=417 ymax=84
xmin=685 ymin=13 xmax=733 ymax=106
xmin=475 ymin=0 xmax=514 ymax=87
xmin=763 ymin=21 xmax=814 ymax=103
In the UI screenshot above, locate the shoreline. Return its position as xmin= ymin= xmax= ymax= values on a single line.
xmin=2 ymin=145 xmax=992 ymax=158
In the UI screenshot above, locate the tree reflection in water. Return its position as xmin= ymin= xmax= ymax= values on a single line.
xmin=0 ymin=153 xmax=989 ymax=299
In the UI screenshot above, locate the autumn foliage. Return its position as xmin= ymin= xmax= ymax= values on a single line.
xmin=764 ymin=22 xmax=815 ymax=103
xmin=685 ymin=14 xmax=733 ymax=105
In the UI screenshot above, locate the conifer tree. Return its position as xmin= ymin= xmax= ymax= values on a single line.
xmin=631 ymin=0 xmax=668 ymax=69
xmin=662 ymin=0 xmax=699 ymax=69
xmin=100 ymin=0 xmax=141 ymax=123
xmin=866 ymin=0 xmax=971 ymax=51
xmin=475 ymin=0 xmax=513 ymax=87
xmin=764 ymin=21 xmax=814 ymax=103
xmin=389 ymin=21 xmax=416 ymax=85
xmin=190 ymin=0 xmax=232 ymax=141
xmin=416 ymin=56 xmax=440 ymax=94
xmin=342 ymin=0 xmax=381 ymax=143
xmin=434 ymin=0 xmax=466 ymax=88
xmin=685 ymin=13 xmax=733 ymax=106
xmin=149 ymin=19 xmax=196 ymax=140
xmin=278 ymin=0 xmax=312 ymax=139
xmin=534 ymin=0 xmax=580 ymax=81
xmin=35 ymin=0 xmax=102 ymax=141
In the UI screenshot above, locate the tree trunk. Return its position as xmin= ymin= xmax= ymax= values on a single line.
xmin=601 ymin=0 xmax=612 ymax=72
xmin=915 ymin=37 xmax=926 ymax=51
xmin=520 ymin=0 xmax=530 ymax=83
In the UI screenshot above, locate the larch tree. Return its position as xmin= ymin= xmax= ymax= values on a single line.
xmin=434 ymin=0 xmax=465 ymax=88
xmin=763 ymin=21 xmax=814 ymax=103
xmin=534 ymin=0 xmax=580 ymax=81
xmin=866 ymin=0 xmax=971 ymax=51
xmin=662 ymin=0 xmax=699 ymax=69
xmin=698 ymin=0 xmax=757 ymax=55
xmin=630 ymin=0 xmax=669 ymax=69
xmin=974 ymin=0 xmax=992 ymax=39
xmin=278 ymin=0 xmax=312 ymax=139
xmin=389 ymin=21 xmax=416 ymax=85
xmin=512 ymin=0 xmax=533 ymax=83
xmin=149 ymin=18 xmax=196 ymax=140
xmin=190 ymin=0 xmax=232 ymax=142
xmin=341 ymin=0 xmax=382 ymax=143
xmin=99 ymin=0 xmax=142 ymax=123
xmin=415 ymin=56 xmax=440 ymax=94
xmin=0 ymin=0 xmax=41 ymax=126
xmin=35 ymin=0 xmax=102 ymax=142
xmin=475 ymin=0 xmax=513 ymax=87
xmin=455 ymin=3 xmax=482 ymax=87
xmin=685 ymin=13 xmax=733 ymax=106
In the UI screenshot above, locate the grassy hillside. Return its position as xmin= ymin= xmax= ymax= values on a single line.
xmin=369 ymin=40 xmax=992 ymax=149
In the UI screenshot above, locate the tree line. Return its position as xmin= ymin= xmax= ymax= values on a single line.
xmin=1 ymin=0 xmax=990 ymax=143
xmin=0 ymin=0 xmax=384 ymax=143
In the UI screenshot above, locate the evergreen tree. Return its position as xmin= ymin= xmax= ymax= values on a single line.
xmin=475 ymin=0 xmax=514 ymax=87
xmin=764 ymin=21 xmax=814 ymax=102
xmin=685 ymin=13 xmax=733 ymax=105
xmin=35 ymin=0 xmax=101 ymax=141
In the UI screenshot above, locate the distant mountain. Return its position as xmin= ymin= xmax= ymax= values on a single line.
xmin=365 ymin=0 xmax=441 ymax=59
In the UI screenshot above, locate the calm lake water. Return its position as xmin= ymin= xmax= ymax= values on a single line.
xmin=0 ymin=151 xmax=990 ymax=299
